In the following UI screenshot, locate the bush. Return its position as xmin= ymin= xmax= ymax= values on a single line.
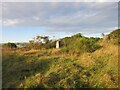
xmin=3 ymin=42 xmax=17 ymax=48
xmin=60 ymin=36 xmax=100 ymax=54
xmin=106 ymin=29 xmax=120 ymax=45
xmin=107 ymin=29 xmax=120 ymax=39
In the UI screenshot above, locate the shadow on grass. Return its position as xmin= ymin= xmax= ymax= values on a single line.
xmin=2 ymin=53 xmax=52 ymax=88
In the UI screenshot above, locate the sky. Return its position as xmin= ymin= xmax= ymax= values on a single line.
xmin=0 ymin=0 xmax=119 ymax=43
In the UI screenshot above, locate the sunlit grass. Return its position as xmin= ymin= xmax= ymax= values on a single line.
xmin=2 ymin=38 xmax=118 ymax=88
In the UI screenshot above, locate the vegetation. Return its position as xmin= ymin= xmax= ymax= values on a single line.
xmin=26 ymin=35 xmax=49 ymax=50
xmin=2 ymin=29 xmax=119 ymax=88
xmin=107 ymin=29 xmax=120 ymax=39
xmin=60 ymin=35 xmax=101 ymax=54
xmin=106 ymin=29 xmax=120 ymax=45
xmin=3 ymin=42 xmax=17 ymax=48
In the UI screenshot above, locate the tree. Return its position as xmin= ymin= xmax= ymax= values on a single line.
xmin=42 ymin=36 xmax=49 ymax=44
xmin=33 ymin=35 xmax=49 ymax=44
xmin=3 ymin=42 xmax=17 ymax=48
xmin=36 ymin=36 xmax=42 ymax=42
xmin=27 ymin=35 xmax=50 ymax=49
xmin=72 ymin=33 xmax=83 ymax=38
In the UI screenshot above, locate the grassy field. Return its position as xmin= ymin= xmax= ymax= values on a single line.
xmin=2 ymin=40 xmax=118 ymax=88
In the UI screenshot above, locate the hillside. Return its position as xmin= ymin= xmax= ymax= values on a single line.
xmin=106 ymin=29 xmax=120 ymax=45
xmin=107 ymin=29 xmax=120 ymax=39
xmin=2 ymin=29 xmax=119 ymax=88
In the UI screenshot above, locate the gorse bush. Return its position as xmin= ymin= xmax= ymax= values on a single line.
xmin=60 ymin=34 xmax=100 ymax=54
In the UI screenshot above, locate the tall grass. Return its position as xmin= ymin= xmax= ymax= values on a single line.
xmin=2 ymin=42 xmax=118 ymax=88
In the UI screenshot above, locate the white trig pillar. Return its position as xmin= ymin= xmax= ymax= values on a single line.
xmin=56 ymin=40 xmax=60 ymax=48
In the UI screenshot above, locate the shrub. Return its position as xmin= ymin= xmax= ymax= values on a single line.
xmin=60 ymin=36 xmax=100 ymax=54
xmin=106 ymin=29 xmax=120 ymax=45
xmin=3 ymin=42 xmax=17 ymax=48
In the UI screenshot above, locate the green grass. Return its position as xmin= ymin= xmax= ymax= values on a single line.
xmin=2 ymin=42 xmax=118 ymax=88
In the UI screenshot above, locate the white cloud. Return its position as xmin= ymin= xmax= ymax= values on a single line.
xmin=2 ymin=0 xmax=120 ymax=2
xmin=2 ymin=2 xmax=118 ymax=33
xmin=3 ymin=19 xmax=24 ymax=26
xmin=0 ymin=20 xmax=1 ymax=24
xmin=32 ymin=16 xmax=40 ymax=21
xmin=114 ymin=27 xmax=118 ymax=29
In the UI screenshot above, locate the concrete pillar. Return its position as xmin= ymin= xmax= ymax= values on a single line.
xmin=56 ymin=40 xmax=60 ymax=48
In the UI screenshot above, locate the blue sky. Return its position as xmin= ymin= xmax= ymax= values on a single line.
xmin=1 ymin=2 xmax=118 ymax=43
xmin=2 ymin=27 xmax=74 ymax=43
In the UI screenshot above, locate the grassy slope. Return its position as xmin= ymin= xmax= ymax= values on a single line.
xmin=2 ymin=40 xmax=118 ymax=88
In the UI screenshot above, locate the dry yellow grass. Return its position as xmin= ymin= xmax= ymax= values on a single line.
xmin=77 ymin=54 xmax=95 ymax=67
xmin=99 ymin=74 xmax=117 ymax=88
xmin=88 ymin=41 xmax=118 ymax=88
xmin=51 ymin=48 xmax=60 ymax=54
xmin=2 ymin=39 xmax=119 ymax=88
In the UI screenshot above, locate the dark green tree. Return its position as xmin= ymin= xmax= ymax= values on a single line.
xmin=3 ymin=42 xmax=17 ymax=48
